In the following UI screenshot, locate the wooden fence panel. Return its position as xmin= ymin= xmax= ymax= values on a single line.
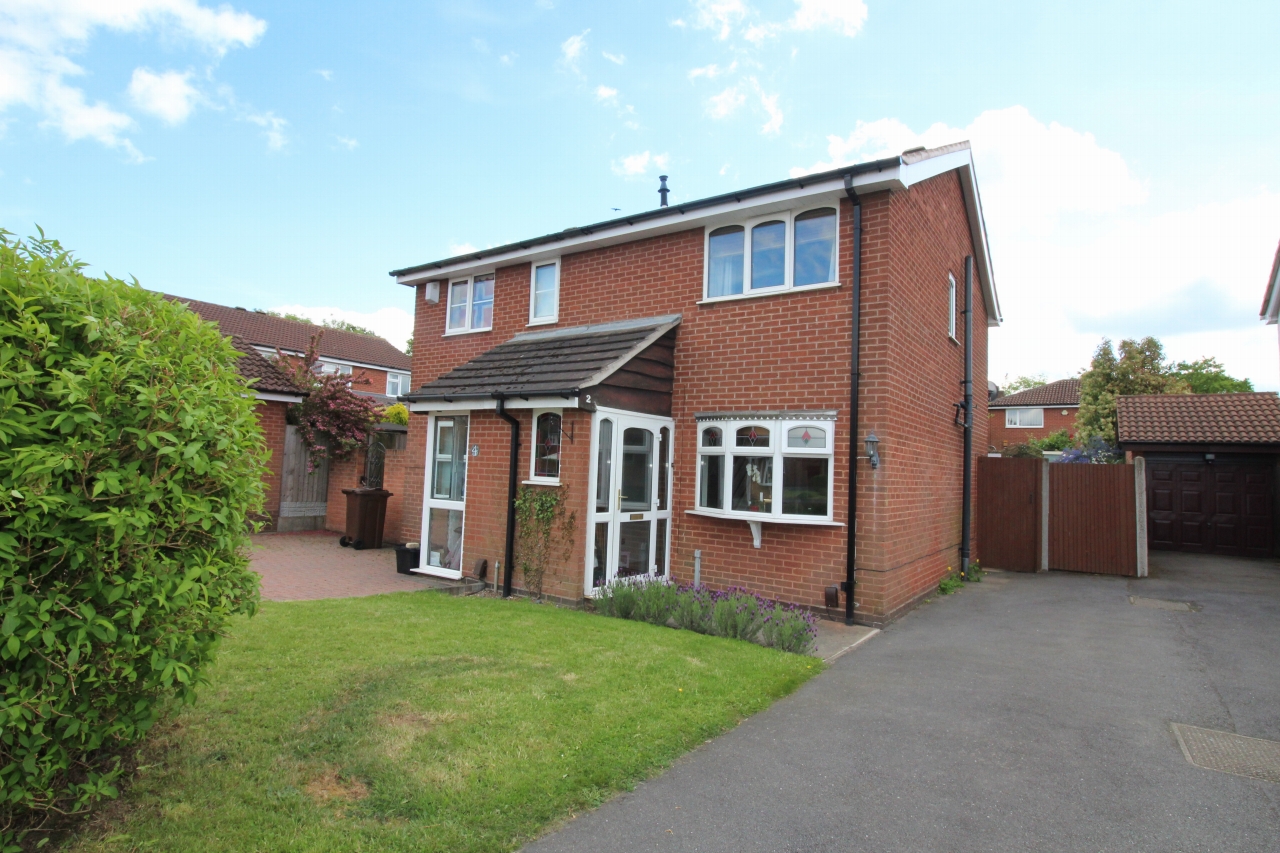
xmin=279 ymin=425 xmax=329 ymax=532
xmin=1048 ymin=464 xmax=1137 ymax=575
xmin=977 ymin=457 xmax=1042 ymax=572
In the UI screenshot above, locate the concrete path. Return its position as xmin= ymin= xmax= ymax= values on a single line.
xmin=525 ymin=553 xmax=1280 ymax=852
xmin=250 ymin=532 xmax=453 ymax=601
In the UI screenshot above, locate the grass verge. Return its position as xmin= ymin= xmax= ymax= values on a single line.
xmin=63 ymin=591 xmax=821 ymax=853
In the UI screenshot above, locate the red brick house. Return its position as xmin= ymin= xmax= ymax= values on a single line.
xmin=390 ymin=142 xmax=1001 ymax=625
xmin=987 ymin=378 xmax=1080 ymax=450
xmin=228 ymin=336 xmax=308 ymax=530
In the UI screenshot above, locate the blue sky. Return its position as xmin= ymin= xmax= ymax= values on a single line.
xmin=3 ymin=0 xmax=1279 ymax=388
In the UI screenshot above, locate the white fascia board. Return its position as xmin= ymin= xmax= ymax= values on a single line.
xmin=252 ymin=391 xmax=307 ymax=403
xmin=1265 ymin=264 xmax=1280 ymax=324
xmin=394 ymin=171 xmax=898 ymax=285
xmin=407 ymin=396 xmax=579 ymax=414
xmin=254 ymin=345 xmax=406 ymax=374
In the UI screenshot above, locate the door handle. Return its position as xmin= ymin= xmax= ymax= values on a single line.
xmin=617 ymin=489 xmax=622 ymax=512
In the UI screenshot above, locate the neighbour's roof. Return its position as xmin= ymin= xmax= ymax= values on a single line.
xmin=1262 ymin=238 xmax=1280 ymax=324
xmin=989 ymin=378 xmax=1081 ymax=409
xmin=404 ymin=315 xmax=680 ymax=402
xmin=229 ymin=336 xmax=308 ymax=398
xmin=1117 ymin=393 xmax=1280 ymax=445
xmin=172 ymin=295 xmax=411 ymax=371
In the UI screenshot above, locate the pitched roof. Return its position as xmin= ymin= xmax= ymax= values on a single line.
xmin=405 ymin=315 xmax=680 ymax=402
xmin=229 ymin=336 xmax=308 ymax=398
xmin=990 ymin=378 xmax=1081 ymax=408
xmin=1117 ymin=393 xmax=1280 ymax=445
xmin=171 ymin=295 xmax=411 ymax=372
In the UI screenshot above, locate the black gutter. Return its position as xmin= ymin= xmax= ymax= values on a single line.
xmin=495 ymin=396 xmax=520 ymax=598
xmin=842 ymin=174 xmax=863 ymax=626
xmin=389 ymin=154 xmax=907 ymax=279
xmin=402 ymin=388 xmax=580 ymax=404
xmin=960 ymin=255 xmax=975 ymax=580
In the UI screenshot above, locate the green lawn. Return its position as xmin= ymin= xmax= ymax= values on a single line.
xmin=65 ymin=591 xmax=821 ymax=853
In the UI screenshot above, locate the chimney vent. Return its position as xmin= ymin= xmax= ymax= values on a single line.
xmin=658 ymin=175 xmax=670 ymax=208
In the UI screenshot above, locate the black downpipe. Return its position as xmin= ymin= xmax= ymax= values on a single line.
xmin=960 ymin=255 xmax=975 ymax=579
xmin=843 ymin=175 xmax=862 ymax=626
xmin=495 ymin=396 xmax=520 ymax=597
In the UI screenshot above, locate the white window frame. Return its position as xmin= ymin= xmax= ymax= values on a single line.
xmin=420 ymin=413 xmax=470 ymax=580
xmin=691 ymin=417 xmax=837 ymax=524
xmin=386 ymin=372 xmax=408 ymax=397
xmin=948 ymin=273 xmax=958 ymax=341
xmin=445 ymin=271 xmax=495 ymax=335
xmin=701 ymin=206 xmax=840 ymax=303
xmin=1005 ymin=408 xmax=1044 ymax=428
xmin=528 ymin=258 xmax=560 ymax=326
xmin=526 ymin=408 xmax=563 ymax=486
xmin=316 ymin=360 xmax=352 ymax=376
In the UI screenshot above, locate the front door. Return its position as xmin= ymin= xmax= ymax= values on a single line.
xmin=587 ymin=410 xmax=673 ymax=592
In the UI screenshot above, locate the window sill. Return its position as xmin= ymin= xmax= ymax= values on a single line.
xmin=411 ymin=566 xmax=462 ymax=580
xmin=697 ymin=280 xmax=841 ymax=306
xmin=522 ymin=478 xmax=562 ymax=487
xmin=443 ymin=327 xmax=492 ymax=337
xmin=527 ymin=317 xmax=558 ymax=327
xmin=1004 ymin=425 xmax=1044 ymax=430
xmin=684 ymin=508 xmax=844 ymax=527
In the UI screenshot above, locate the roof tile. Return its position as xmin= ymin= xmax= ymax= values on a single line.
xmin=990 ymin=378 xmax=1081 ymax=408
xmin=1117 ymin=393 xmax=1280 ymax=445
xmin=229 ymin=336 xmax=307 ymax=397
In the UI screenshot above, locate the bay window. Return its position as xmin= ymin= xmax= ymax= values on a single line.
xmin=695 ymin=415 xmax=835 ymax=522
xmin=703 ymin=207 xmax=838 ymax=301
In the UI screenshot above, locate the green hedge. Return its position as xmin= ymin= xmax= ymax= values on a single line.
xmin=0 ymin=233 xmax=265 ymax=844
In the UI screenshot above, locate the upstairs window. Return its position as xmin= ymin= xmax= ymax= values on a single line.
xmin=447 ymin=272 xmax=495 ymax=333
xmin=316 ymin=361 xmax=352 ymax=376
xmin=704 ymin=207 xmax=838 ymax=301
xmin=530 ymin=260 xmax=560 ymax=324
xmin=386 ymin=372 xmax=408 ymax=396
xmin=1005 ymin=408 xmax=1044 ymax=428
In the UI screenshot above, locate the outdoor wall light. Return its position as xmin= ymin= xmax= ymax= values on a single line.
xmin=864 ymin=432 xmax=881 ymax=469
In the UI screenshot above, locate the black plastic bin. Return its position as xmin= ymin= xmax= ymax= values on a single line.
xmin=394 ymin=544 xmax=420 ymax=574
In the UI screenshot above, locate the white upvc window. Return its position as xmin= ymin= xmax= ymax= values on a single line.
xmin=529 ymin=259 xmax=560 ymax=325
xmin=1005 ymin=408 xmax=1044 ymax=428
xmin=386 ymin=372 xmax=408 ymax=396
xmin=316 ymin=360 xmax=352 ymax=376
xmin=694 ymin=416 xmax=835 ymax=522
xmin=528 ymin=408 xmax=563 ymax=484
xmin=703 ymin=206 xmax=839 ymax=302
xmin=948 ymin=273 xmax=957 ymax=341
xmin=446 ymin=272 xmax=495 ymax=334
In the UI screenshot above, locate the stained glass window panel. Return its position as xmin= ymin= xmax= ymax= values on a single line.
xmin=735 ymin=425 xmax=770 ymax=447
xmin=787 ymin=426 xmax=827 ymax=448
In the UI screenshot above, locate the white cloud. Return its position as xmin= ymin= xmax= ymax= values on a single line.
xmin=719 ymin=163 xmax=730 ymax=175
xmin=790 ymin=106 xmax=1280 ymax=390
xmin=594 ymin=85 xmax=618 ymax=104
xmin=680 ymin=0 xmax=867 ymax=42
xmin=602 ymin=51 xmax=625 ymax=64
xmin=688 ymin=60 xmax=736 ymax=80
xmin=0 ymin=0 xmax=267 ymax=157
xmin=535 ymin=0 xmax=555 ymax=9
xmin=559 ymin=29 xmax=589 ymax=74
xmin=270 ymin=304 xmax=414 ymax=354
xmin=335 ymin=135 xmax=357 ymax=150
xmin=754 ymin=81 xmax=782 ymax=134
xmin=612 ymin=150 xmax=669 ymax=177
xmin=789 ymin=0 xmax=867 ymax=37
xmin=246 ymin=110 xmax=287 ymax=150
xmin=315 ymin=69 xmax=332 ymax=81
xmin=449 ymin=242 xmax=478 ymax=255
xmin=500 ymin=52 xmax=516 ymax=65
xmin=706 ymin=85 xmax=745 ymax=119
xmin=128 ymin=68 xmax=198 ymax=124
xmin=688 ymin=0 xmax=749 ymax=40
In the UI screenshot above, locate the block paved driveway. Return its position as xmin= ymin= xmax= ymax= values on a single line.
xmin=251 ymin=532 xmax=443 ymax=601
xmin=525 ymin=553 xmax=1280 ymax=853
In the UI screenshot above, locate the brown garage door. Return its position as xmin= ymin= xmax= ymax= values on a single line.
xmin=1147 ymin=456 xmax=1274 ymax=557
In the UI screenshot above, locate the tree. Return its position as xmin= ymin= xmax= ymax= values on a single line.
xmin=261 ymin=309 xmax=310 ymax=324
xmin=1001 ymin=373 xmax=1047 ymax=394
xmin=273 ymin=332 xmax=382 ymax=469
xmin=1076 ymin=337 xmax=1190 ymax=444
xmin=405 ymin=336 xmax=414 ymax=355
xmin=1171 ymin=357 xmax=1253 ymax=394
xmin=1 ymin=232 xmax=264 ymax=842
xmin=322 ymin=318 xmax=378 ymax=337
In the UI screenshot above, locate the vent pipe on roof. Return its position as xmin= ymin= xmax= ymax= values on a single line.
xmin=658 ymin=175 xmax=670 ymax=208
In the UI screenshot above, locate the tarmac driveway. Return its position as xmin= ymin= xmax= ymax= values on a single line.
xmin=526 ymin=553 xmax=1280 ymax=852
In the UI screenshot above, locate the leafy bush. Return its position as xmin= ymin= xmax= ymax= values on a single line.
xmin=1029 ymin=429 xmax=1074 ymax=452
xmin=381 ymin=403 xmax=409 ymax=426
xmin=595 ymin=578 xmax=818 ymax=654
xmin=1060 ymin=436 xmax=1123 ymax=464
xmin=1001 ymin=442 xmax=1043 ymax=458
xmin=0 ymin=232 xmax=265 ymax=844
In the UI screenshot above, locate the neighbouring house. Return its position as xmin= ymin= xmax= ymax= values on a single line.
xmin=1262 ymin=238 xmax=1280 ymax=364
xmin=228 ymin=336 xmax=308 ymax=530
xmin=390 ymin=142 xmax=1001 ymax=626
xmin=1118 ymin=392 xmax=1280 ymax=557
xmin=987 ymin=378 xmax=1080 ymax=450
xmin=175 ymin=295 xmax=413 ymax=533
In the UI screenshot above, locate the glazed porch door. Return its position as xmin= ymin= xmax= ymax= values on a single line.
xmin=588 ymin=411 xmax=673 ymax=592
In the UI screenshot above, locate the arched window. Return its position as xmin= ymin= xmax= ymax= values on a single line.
xmin=793 ymin=208 xmax=837 ymax=286
xmin=751 ymin=220 xmax=786 ymax=289
xmin=533 ymin=410 xmax=562 ymax=480
xmin=708 ymin=225 xmax=745 ymax=297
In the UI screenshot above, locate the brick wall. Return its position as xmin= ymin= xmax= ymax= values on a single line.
xmin=401 ymin=169 xmax=989 ymax=624
xmin=254 ymin=399 xmax=289 ymax=530
xmin=324 ymin=437 xmax=412 ymax=543
xmin=987 ymin=407 xmax=1079 ymax=450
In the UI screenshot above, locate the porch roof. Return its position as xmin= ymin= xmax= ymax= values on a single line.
xmin=403 ymin=314 xmax=681 ymax=403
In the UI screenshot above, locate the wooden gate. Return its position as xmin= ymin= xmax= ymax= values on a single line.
xmin=976 ymin=456 xmax=1043 ymax=572
xmin=977 ymin=457 xmax=1144 ymax=576
xmin=1048 ymin=463 xmax=1138 ymax=574
xmin=279 ymin=425 xmax=329 ymax=532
